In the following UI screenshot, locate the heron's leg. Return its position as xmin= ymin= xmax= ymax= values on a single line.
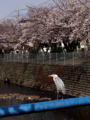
xmin=57 ymin=90 xmax=59 ymax=100
xmin=62 ymin=94 xmax=63 ymax=99
xmin=61 ymin=93 xmax=64 ymax=99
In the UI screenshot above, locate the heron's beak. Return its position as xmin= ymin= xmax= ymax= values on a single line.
xmin=48 ymin=75 xmax=52 ymax=77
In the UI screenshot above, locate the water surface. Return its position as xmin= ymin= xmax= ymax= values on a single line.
xmin=0 ymin=80 xmax=90 ymax=120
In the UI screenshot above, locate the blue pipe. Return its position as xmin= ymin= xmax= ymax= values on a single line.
xmin=0 ymin=96 xmax=90 ymax=117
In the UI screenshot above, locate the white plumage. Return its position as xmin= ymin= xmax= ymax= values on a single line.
xmin=48 ymin=74 xmax=65 ymax=99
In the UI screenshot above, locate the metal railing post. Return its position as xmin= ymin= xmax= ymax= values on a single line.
xmin=37 ymin=53 xmax=38 ymax=63
xmin=56 ymin=53 xmax=58 ymax=64
xmin=29 ymin=53 xmax=30 ymax=62
xmin=4 ymin=54 xmax=5 ymax=61
xmin=8 ymin=53 xmax=10 ymax=62
xmin=64 ymin=52 xmax=65 ymax=65
xmin=10 ymin=54 xmax=11 ymax=62
xmin=7 ymin=54 xmax=8 ymax=62
xmin=27 ymin=54 xmax=28 ymax=63
xmin=49 ymin=53 xmax=51 ymax=64
xmin=73 ymin=52 xmax=74 ymax=65
xmin=22 ymin=53 xmax=23 ymax=63
xmin=18 ymin=53 xmax=19 ymax=62
xmin=43 ymin=53 xmax=44 ymax=63
xmin=14 ymin=54 xmax=15 ymax=62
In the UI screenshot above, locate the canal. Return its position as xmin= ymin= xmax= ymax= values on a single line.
xmin=0 ymin=80 xmax=90 ymax=120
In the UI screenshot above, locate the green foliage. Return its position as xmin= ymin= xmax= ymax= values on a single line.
xmin=36 ymin=81 xmax=41 ymax=86
xmin=45 ymin=66 xmax=49 ymax=71
xmin=0 ymin=62 xmax=3 ymax=66
xmin=15 ymin=78 xmax=18 ymax=82
xmin=4 ymin=48 xmax=14 ymax=53
xmin=78 ymin=42 xmax=80 ymax=48
xmin=29 ymin=65 xmax=33 ymax=71
xmin=20 ymin=78 xmax=24 ymax=84
xmin=29 ymin=49 xmax=38 ymax=53
xmin=51 ymin=47 xmax=63 ymax=53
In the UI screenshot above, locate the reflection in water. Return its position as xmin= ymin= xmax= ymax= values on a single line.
xmin=0 ymin=81 xmax=90 ymax=120
xmin=0 ymin=108 xmax=73 ymax=120
xmin=1 ymin=105 xmax=90 ymax=120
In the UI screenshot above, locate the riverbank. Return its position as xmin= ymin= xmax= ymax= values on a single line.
xmin=0 ymin=93 xmax=51 ymax=102
xmin=0 ymin=78 xmax=90 ymax=120
xmin=0 ymin=62 xmax=90 ymax=97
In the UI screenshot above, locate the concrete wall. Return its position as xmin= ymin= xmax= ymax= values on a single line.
xmin=0 ymin=62 xmax=90 ymax=97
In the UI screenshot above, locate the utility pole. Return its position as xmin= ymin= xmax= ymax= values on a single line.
xmin=15 ymin=8 xmax=26 ymax=20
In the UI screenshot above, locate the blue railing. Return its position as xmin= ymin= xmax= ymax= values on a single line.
xmin=0 ymin=96 xmax=90 ymax=117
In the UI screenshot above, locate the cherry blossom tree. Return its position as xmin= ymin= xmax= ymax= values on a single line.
xmin=0 ymin=19 xmax=17 ymax=49
xmin=51 ymin=0 xmax=90 ymax=51
xmin=1 ymin=0 xmax=90 ymax=52
xmin=25 ymin=0 xmax=90 ymax=52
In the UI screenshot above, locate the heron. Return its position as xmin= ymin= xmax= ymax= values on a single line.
xmin=48 ymin=74 xmax=65 ymax=100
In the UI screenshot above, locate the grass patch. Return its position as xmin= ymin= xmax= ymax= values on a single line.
xmin=20 ymin=78 xmax=24 ymax=84
xmin=36 ymin=81 xmax=41 ymax=86
xmin=15 ymin=78 xmax=18 ymax=82
xmin=45 ymin=66 xmax=49 ymax=71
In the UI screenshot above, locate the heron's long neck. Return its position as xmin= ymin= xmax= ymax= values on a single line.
xmin=53 ymin=76 xmax=58 ymax=81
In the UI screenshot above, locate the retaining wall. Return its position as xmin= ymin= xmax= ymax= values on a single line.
xmin=0 ymin=62 xmax=90 ymax=97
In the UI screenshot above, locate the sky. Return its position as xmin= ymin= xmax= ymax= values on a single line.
xmin=0 ymin=0 xmax=53 ymax=20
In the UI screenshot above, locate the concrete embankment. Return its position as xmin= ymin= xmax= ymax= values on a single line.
xmin=0 ymin=62 xmax=90 ymax=97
